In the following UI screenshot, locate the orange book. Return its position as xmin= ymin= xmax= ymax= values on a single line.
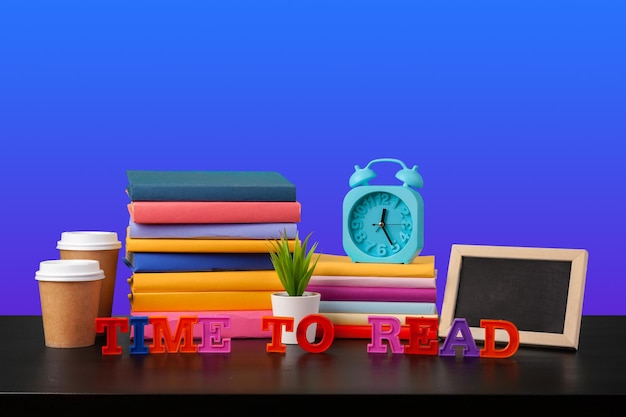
xmin=129 ymin=270 xmax=283 ymax=292
xmin=128 ymin=291 xmax=274 ymax=311
xmin=125 ymin=232 xmax=297 ymax=254
xmin=313 ymin=253 xmax=435 ymax=278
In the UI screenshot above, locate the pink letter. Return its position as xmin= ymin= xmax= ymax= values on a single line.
xmin=197 ymin=315 xmax=231 ymax=353
xmin=367 ymin=316 xmax=404 ymax=354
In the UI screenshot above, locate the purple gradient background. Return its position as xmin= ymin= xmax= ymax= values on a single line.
xmin=1 ymin=2 xmax=624 ymax=316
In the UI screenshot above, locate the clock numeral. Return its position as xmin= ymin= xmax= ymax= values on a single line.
xmin=390 ymin=243 xmax=401 ymax=253
xmin=376 ymin=244 xmax=387 ymax=256
xmin=353 ymin=230 xmax=367 ymax=243
xmin=350 ymin=219 xmax=364 ymax=230
xmin=399 ymin=205 xmax=410 ymax=216
xmin=358 ymin=196 xmax=376 ymax=211
xmin=364 ymin=240 xmax=376 ymax=251
xmin=402 ymin=219 xmax=412 ymax=229
xmin=389 ymin=195 xmax=400 ymax=208
xmin=355 ymin=205 xmax=368 ymax=216
xmin=399 ymin=231 xmax=410 ymax=243
xmin=377 ymin=193 xmax=389 ymax=205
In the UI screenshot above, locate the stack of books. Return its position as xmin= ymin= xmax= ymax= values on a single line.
xmin=309 ymin=253 xmax=437 ymax=340
xmin=123 ymin=170 xmax=300 ymax=339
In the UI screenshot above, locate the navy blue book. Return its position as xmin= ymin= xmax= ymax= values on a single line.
xmin=124 ymin=252 xmax=275 ymax=273
xmin=126 ymin=170 xmax=297 ymax=202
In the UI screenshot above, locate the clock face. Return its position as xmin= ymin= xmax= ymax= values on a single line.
xmin=347 ymin=191 xmax=415 ymax=260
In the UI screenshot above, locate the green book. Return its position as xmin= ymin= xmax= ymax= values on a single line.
xmin=126 ymin=170 xmax=297 ymax=202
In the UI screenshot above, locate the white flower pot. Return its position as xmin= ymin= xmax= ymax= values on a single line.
xmin=270 ymin=291 xmax=321 ymax=345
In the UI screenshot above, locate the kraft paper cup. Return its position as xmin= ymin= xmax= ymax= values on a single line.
xmin=36 ymin=259 xmax=105 ymax=348
xmin=57 ymin=231 xmax=122 ymax=318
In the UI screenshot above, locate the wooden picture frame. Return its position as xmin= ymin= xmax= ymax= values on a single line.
xmin=439 ymin=244 xmax=588 ymax=350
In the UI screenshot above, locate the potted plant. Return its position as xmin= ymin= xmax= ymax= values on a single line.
xmin=268 ymin=229 xmax=321 ymax=344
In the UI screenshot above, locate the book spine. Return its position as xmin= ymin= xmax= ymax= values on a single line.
xmin=129 ymin=310 xmax=273 ymax=339
xmin=126 ymin=252 xmax=276 ymax=273
xmin=129 ymin=201 xmax=301 ymax=224
xmin=129 ymin=184 xmax=296 ymax=202
xmin=319 ymin=312 xmax=438 ymax=326
xmin=129 ymin=270 xmax=283 ymax=292
xmin=320 ymin=325 xmax=412 ymax=340
xmin=128 ymin=221 xmax=298 ymax=239
xmin=308 ymin=275 xmax=437 ymax=289
xmin=319 ymin=300 xmax=437 ymax=315
xmin=307 ymin=285 xmax=437 ymax=302
xmin=128 ymin=291 xmax=274 ymax=311
xmin=125 ymin=236 xmax=296 ymax=253
xmin=313 ymin=254 xmax=436 ymax=278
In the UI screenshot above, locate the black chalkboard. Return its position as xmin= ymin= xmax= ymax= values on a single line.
xmin=455 ymin=256 xmax=571 ymax=333
xmin=439 ymin=245 xmax=588 ymax=349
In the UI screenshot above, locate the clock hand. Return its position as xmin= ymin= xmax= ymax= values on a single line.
xmin=377 ymin=208 xmax=393 ymax=245
xmin=373 ymin=208 xmax=387 ymax=229
xmin=371 ymin=209 xmax=402 ymax=228
xmin=382 ymin=224 xmax=393 ymax=245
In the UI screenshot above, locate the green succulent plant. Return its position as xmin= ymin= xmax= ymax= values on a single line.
xmin=268 ymin=230 xmax=320 ymax=296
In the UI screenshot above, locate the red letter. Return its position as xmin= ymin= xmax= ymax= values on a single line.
xmin=95 ymin=317 xmax=128 ymax=355
xmin=262 ymin=316 xmax=293 ymax=353
xmin=296 ymin=314 xmax=334 ymax=353
xmin=480 ymin=319 xmax=519 ymax=358
xmin=149 ymin=316 xmax=198 ymax=354
xmin=404 ymin=317 xmax=439 ymax=355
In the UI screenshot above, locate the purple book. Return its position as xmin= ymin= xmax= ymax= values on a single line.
xmin=306 ymin=285 xmax=436 ymax=303
xmin=128 ymin=220 xmax=297 ymax=239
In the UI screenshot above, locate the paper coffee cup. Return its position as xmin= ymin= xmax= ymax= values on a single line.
xmin=57 ymin=231 xmax=122 ymax=318
xmin=36 ymin=259 xmax=105 ymax=348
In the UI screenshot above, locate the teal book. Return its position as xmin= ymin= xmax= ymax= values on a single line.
xmin=126 ymin=170 xmax=297 ymax=202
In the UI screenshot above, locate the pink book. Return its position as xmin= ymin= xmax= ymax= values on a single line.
xmin=308 ymin=275 xmax=436 ymax=289
xmin=128 ymin=201 xmax=301 ymax=224
xmin=306 ymin=285 xmax=436 ymax=302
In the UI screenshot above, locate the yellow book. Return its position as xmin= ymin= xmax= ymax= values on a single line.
xmin=312 ymin=253 xmax=435 ymax=278
xmin=128 ymin=291 xmax=274 ymax=312
xmin=125 ymin=233 xmax=296 ymax=254
xmin=129 ymin=270 xmax=284 ymax=293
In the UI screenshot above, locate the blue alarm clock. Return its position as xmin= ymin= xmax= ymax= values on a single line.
xmin=342 ymin=158 xmax=424 ymax=264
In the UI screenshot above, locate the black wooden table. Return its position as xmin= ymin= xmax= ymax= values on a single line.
xmin=0 ymin=315 xmax=623 ymax=411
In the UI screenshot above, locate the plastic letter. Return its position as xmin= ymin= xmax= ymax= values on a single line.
xmin=439 ymin=318 xmax=480 ymax=357
xmin=296 ymin=314 xmax=334 ymax=353
xmin=480 ymin=319 xmax=519 ymax=358
xmin=262 ymin=316 xmax=293 ymax=353
xmin=404 ymin=316 xmax=439 ymax=355
xmin=129 ymin=316 xmax=150 ymax=355
xmin=197 ymin=315 xmax=231 ymax=353
xmin=95 ymin=317 xmax=128 ymax=356
xmin=149 ymin=316 xmax=198 ymax=354
xmin=367 ymin=316 xmax=404 ymax=354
